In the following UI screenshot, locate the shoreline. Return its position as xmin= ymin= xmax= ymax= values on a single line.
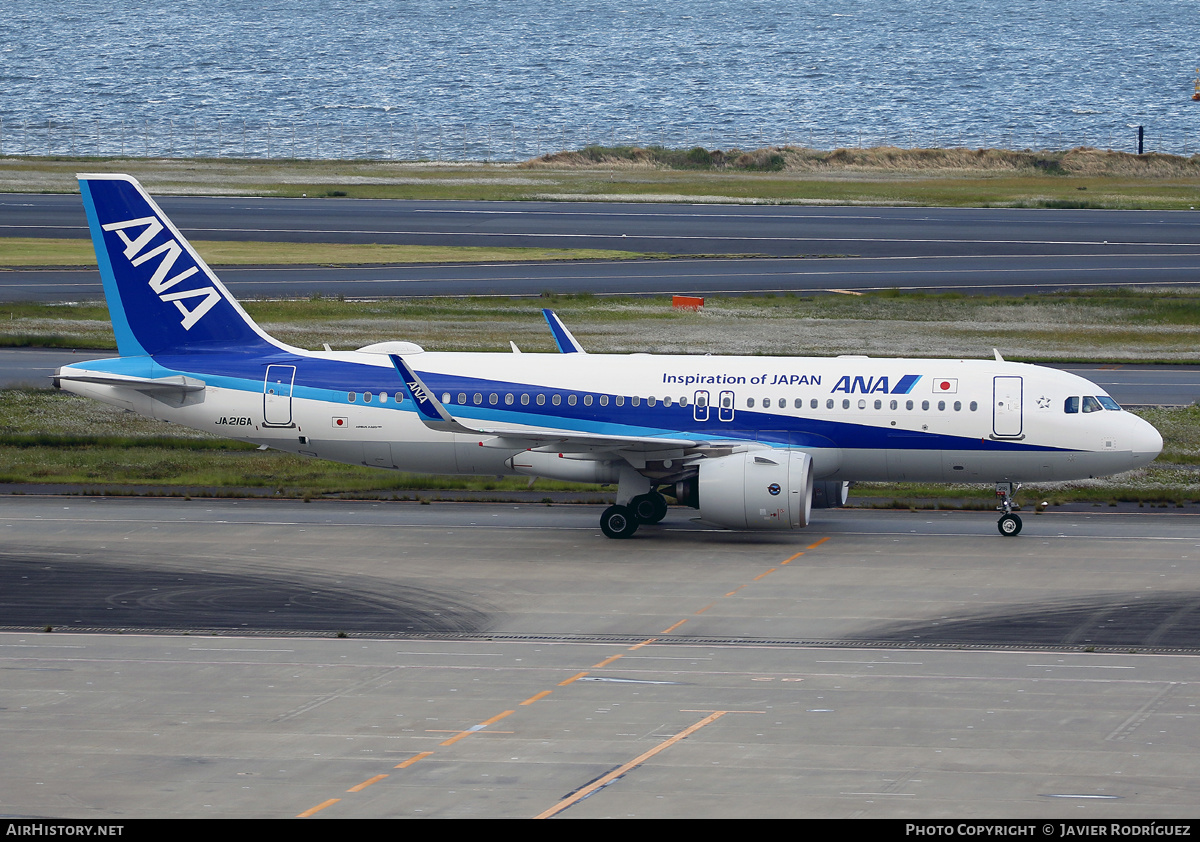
xmin=3 ymin=146 xmax=1198 ymax=208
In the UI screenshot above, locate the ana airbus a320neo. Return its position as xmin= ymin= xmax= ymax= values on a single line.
xmin=57 ymin=174 xmax=1163 ymax=538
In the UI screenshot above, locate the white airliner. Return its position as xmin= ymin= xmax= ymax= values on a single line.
xmin=56 ymin=173 xmax=1163 ymax=538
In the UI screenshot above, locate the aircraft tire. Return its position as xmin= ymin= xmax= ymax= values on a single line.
xmin=997 ymin=513 xmax=1023 ymax=536
xmin=631 ymin=492 xmax=668 ymax=524
xmin=601 ymin=505 xmax=639 ymax=539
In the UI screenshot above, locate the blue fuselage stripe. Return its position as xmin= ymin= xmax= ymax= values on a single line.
xmin=85 ymin=352 xmax=1072 ymax=455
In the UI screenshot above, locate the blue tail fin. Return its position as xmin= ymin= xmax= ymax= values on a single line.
xmin=78 ymin=173 xmax=281 ymax=357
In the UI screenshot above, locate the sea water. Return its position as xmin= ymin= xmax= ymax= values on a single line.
xmin=2 ymin=0 xmax=1197 ymax=159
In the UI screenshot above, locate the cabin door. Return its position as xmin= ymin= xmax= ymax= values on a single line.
xmin=992 ymin=376 xmax=1023 ymax=437
xmin=263 ymin=365 xmax=296 ymax=427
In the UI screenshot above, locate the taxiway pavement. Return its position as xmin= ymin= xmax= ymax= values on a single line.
xmin=3 ymin=496 xmax=1200 ymax=818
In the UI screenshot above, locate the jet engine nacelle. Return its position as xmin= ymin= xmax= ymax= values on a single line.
xmin=682 ymin=450 xmax=813 ymax=530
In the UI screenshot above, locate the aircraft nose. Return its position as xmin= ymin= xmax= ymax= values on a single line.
xmin=1129 ymin=414 xmax=1163 ymax=460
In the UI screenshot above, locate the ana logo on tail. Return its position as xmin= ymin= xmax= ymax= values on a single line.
xmin=101 ymin=215 xmax=222 ymax=330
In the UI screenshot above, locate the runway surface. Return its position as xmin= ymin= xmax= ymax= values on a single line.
xmin=3 ymin=496 xmax=1200 ymax=818
xmin=8 ymin=194 xmax=1200 ymax=256
xmin=11 ymin=253 xmax=1200 ymax=301
xmin=4 ymin=195 xmax=1200 ymax=300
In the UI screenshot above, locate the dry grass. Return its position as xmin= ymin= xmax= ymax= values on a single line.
xmin=0 ymin=237 xmax=646 ymax=268
xmin=7 ymin=291 xmax=1200 ymax=362
xmin=4 ymin=149 xmax=1198 ymax=208
xmin=526 ymin=145 xmax=1200 ymax=178
xmin=2 ymin=389 xmax=1195 ymax=503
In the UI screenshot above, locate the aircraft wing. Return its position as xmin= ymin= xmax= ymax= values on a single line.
xmin=389 ymin=354 xmax=703 ymax=452
xmin=542 ymin=309 xmax=586 ymax=353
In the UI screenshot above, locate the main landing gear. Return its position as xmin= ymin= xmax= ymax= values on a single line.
xmin=995 ymin=482 xmax=1022 ymax=536
xmin=600 ymin=491 xmax=668 ymax=539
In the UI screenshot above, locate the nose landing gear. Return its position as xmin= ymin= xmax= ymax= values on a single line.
xmin=996 ymin=482 xmax=1022 ymax=536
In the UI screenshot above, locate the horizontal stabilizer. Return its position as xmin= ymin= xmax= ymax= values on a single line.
xmin=55 ymin=371 xmax=206 ymax=393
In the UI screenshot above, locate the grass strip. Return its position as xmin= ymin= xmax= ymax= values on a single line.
xmin=5 ymin=289 xmax=1200 ymax=363
xmin=0 ymin=237 xmax=650 ymax=268
xmin=1 ymin=390 xmax=1196 ymax=505
xmin=3 ymin=147 xmax=1199 ymax=208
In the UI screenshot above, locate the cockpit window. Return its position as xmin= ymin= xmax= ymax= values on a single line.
xmin=1064 ymin=396 xmax=1079 ymax=414
xmin=1097 ymin=396 xmax=1122 ymax=411
xmin=1082 ymin=396 xmax=1103 ymax=413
